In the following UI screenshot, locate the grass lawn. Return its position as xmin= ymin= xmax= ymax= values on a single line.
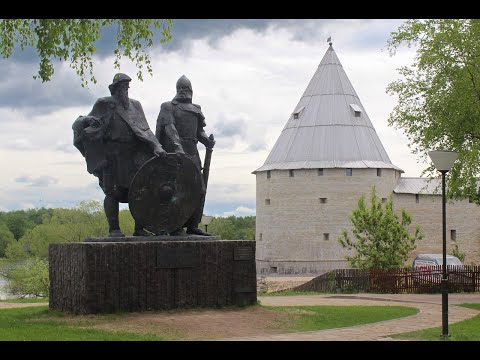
xmin=0 ymin=306 xmax=167 ymax=341
xmin=0 ymin=304 xmax=418 ymax=340
xmin=266 ymin=305 xmax=418 ymax=332
xmin=391 ymin=303 xmax=480 ymax=341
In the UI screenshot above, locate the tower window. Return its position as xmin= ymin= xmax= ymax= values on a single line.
xmin=270 ymin=266 xmax=278 ymax=273
xmin=292 ymin=106 xmax=305 ymax=119
xmin=267 ymin=170 xmax=271 ymax=179
xmin=323 ymin=233 xmax=329 ymax=241
xmin=451 ymin=229 xmax=457 ymax=241
xmin=259 ymin=233 xmax=262 ymax=241
xmin=265 ymin=199 xmax=270 ymax=205
xmin=377 ymin=168 xmax=382 ymax=177
xmin=319 ymin=197 xmax=327 ymax=204
xmin=416 ymin=194 xmax=419 ymax=203
xmin=318 ymin=168 xmax=324 ymax=176
xmin=346 ymin=168 xmax=352 ymax=176
xmin=289 ymin=169 xmax=294 ymax=177
xmin=349 ymin=103 xmax=362 ymax=117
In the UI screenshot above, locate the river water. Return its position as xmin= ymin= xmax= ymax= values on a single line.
xmin=0 ymin=275 xmax=10 ymax=300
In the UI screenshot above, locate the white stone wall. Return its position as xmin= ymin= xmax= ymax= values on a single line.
xmin=256 ymin=169 xmax=480 ymax=275
xmin=393 ymin=193 xmax=480 ymax=265
xmin=256 ymin=168 xmax=400 ymax=275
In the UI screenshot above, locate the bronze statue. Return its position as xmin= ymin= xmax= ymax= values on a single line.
xmin=155 ymin=75 xmax=215 ymax=236
xmin=73 ymin=73 xmax=167 ymax=237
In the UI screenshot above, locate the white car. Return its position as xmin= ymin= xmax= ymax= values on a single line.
xmin=412 ymin=254 xmax=463 ymax=269
xmin=412 ymin=254 xmax=472 ymax=291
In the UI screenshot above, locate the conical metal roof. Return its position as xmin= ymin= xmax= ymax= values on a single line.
xmin=254 ymin=44 xmax=403 ymax=173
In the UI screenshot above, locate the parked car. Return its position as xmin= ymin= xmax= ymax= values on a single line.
xmin=412 ymin=254 xmax=463 ymax=269
xmin=412 ymin=254 xmax=472 ymax=291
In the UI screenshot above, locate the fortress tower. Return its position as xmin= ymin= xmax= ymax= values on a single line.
xmin=254 ymin=43 xmax=480 ymax=275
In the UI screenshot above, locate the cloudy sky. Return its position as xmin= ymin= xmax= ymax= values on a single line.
xmin=0 ymin=19 xmax=424 ymax=217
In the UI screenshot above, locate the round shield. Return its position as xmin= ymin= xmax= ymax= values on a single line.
xmin=128 ymin=153 xmax=202 ymax=234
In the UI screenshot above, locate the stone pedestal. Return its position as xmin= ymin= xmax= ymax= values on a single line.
xmin=49 ymin=237 xmax=256 ymax=314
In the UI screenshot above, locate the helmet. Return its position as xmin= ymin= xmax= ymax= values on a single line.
xmin=176 ymin=75 xmax=192 ymax=91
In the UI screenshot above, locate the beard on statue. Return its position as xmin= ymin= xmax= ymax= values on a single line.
xmin=117 ymin=88 xmax=130 ymax=109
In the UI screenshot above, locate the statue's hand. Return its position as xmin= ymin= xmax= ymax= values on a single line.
xmin=86 ymin=116 xmax=102 ymax=128
xmin=153 ymin=146 xmax=167 ymax=158
xmin=207 ymin=134 xmax=215 ymax=149
xmin=174 ymin=145 xmax=185 ymax=156
xmin=208 ymin=138 xmax=216 ymax=149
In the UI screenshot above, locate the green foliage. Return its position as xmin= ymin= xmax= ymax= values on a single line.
xmin=0 ymin=222 xmax=15 ymax=257
xmin=4 ymin=201 xmax=108 ymax=261
xmin=0 ymin=19 xmax=173 ymax=87
xmin=338 ymin=186 xmax=423 ymax=269
xmin=204 ymin=216 xmax=255 ymax=240
xmin=450 ymin=244 xmax=466 ymax=263
xmin=386 ymin=19 xmax=480 ymax=201
xmin=3 ymin=211 xmax=34 ymax=240
xmin=119 ymin=209 xmax=135 ymax=236
xmin=5 ymin=257 xmax=49 ymax=298
xmin=0 ymin=208 xmax=53 ymax=241
xmin=0 ymin=307 xmax=165 ymax=340
xmin=459 ymin=303 xmax=480 ymax=311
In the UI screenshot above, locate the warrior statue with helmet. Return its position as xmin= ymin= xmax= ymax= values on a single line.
xmin=73 ymin=73 xmax=215 ymax=238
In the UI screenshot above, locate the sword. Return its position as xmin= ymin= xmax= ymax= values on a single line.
xmin=199 ymin=134 xmax=214 ymax=223
xmin=203 ymin=134 xmax=214 ymax=186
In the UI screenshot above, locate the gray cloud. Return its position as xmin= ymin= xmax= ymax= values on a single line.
xmin=52 ymin=160 xmax=85 ymax=166
xmin=0 ymin=181 xmax=104 ymax=211
xmin=55 ymin=141 xmax=77 ymax=154
xmin=164 ymin=20 xmax=273 ymax=52
xmin=214 ymin=115 xmax=247 ymax=137
xmin=14 ymin=175 xmax=58 ymax=187
xmin=0 ymin=62 xmax=95 ymax=114
xmin=14 ymin=175 xmax=30 ymax=183
xmin=51 ymin=20 xmax=276 ymax=60
xmin=203 ymin=200 xmax=256 ymax=218
xmin=247 ymin=142 xmax=268 ymax=152
xmin=1 ymin=19 xmax=329 ymax=73
xmin=7 ymin=138 xmax=34 ymax=150
xmin=0 ymin=19 xmax=394 ymax=116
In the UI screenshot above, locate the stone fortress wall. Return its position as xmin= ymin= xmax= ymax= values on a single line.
xmin=256 ymin=168 xmax=480 ymax=275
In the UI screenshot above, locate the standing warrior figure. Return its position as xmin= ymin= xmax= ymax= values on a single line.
xmin=156 ymin=75 xmax=215 ymax=236
xmin=73 ymin=73 xmax=166 ymax=237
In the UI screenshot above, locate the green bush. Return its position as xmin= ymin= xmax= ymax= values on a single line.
xmin=5 ymin=258 xmax=49 ymax=298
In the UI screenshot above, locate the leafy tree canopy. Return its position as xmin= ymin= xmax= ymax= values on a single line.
xmin=0 ymin=19 xmax=173 ymax=87
xmin=4 ymin=201 xmax=109 ymax=260
xmin=338 ymin=186 xmax=423 ymax=269
xmin=387 ymin=19 xmax=480 ymax=200
xmin=202 ymin=215 xmax=255 ymax=240
xmin=0 ymin=222 xmax=15 ymax=258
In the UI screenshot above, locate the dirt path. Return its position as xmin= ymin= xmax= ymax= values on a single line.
xmin=0 ymin=302 xmax=48 ymax=309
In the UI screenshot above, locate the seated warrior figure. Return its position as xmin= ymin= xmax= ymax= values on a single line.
xmin=73 ymin=73 xmax=166 ymax=237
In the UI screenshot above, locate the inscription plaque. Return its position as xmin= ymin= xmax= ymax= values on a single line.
xmin=234 ymin=246 xmax=253 ymax=261
xmin=157 ymin=248 xmax=200 ymax=268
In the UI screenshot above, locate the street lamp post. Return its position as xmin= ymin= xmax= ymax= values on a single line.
xmin=201 ymin=214 xmax=213 ymax=234
xmin=428 ymin=150 xmax=459 ymax=338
